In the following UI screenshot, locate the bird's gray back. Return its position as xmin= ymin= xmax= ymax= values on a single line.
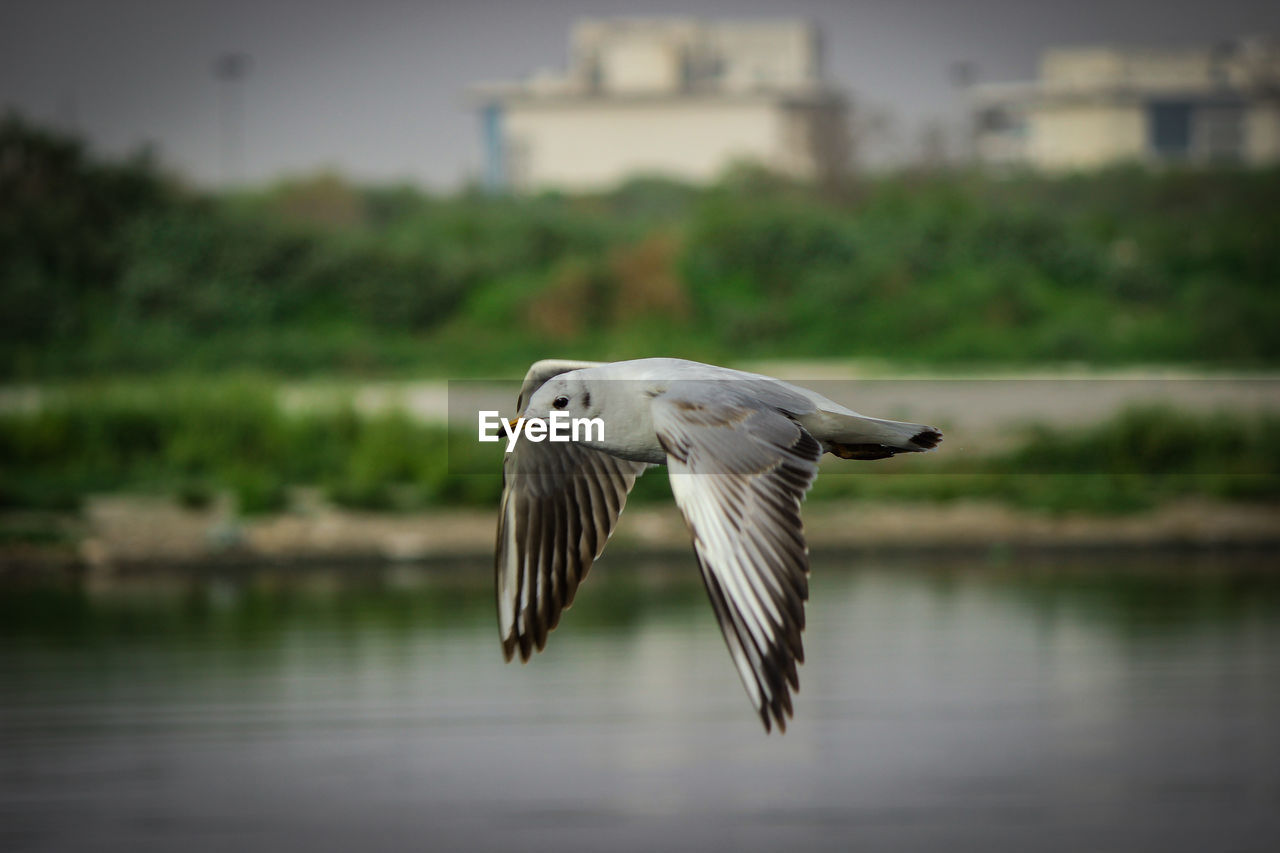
xmin=584 ymin=358 xmax=855 ymax=419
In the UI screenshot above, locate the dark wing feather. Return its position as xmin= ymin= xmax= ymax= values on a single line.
xmin=652 ymin=392 xmax=821 ymax=733
xmin=495 ymin=362 xmax=647 ymax=661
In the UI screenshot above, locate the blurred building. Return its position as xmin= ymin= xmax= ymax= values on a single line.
xmin=470 ymin=19 xmax=850 ymax=191
xmin=972 ymin=37 xmax=1280 ymax=169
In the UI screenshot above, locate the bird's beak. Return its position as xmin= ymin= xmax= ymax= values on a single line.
xmin=508 ymin=417 xmax=520 ymax=429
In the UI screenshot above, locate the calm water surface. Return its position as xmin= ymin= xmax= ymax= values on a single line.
xmin=2 ymin=553 xmax=1279 ymax=852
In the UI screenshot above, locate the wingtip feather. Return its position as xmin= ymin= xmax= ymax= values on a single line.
xmin=911 ymin=427 xmax=943 ymax=450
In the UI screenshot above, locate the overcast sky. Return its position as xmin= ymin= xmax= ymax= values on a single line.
xmin=2 ymin=0 xmax=1277 ymax=187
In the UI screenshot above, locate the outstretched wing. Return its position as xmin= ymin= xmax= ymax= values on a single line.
xmin=495 ymin=361 xmax=648 ymax=661
xmin=652 ymin=389 xmax=821 ymax=733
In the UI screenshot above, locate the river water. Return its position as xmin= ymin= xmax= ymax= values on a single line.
xmin=2 ymin=553 xmax=1278 ymax=852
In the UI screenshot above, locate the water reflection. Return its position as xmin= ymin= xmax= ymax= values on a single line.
xmin=2 ymin=554 xmax=1279 ymax=852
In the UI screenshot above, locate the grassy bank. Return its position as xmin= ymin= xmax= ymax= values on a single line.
xmin=4 ymin=117 xmax=1280 ymax=380
xmin=2 ymin=379 xmax=1276 ymax=518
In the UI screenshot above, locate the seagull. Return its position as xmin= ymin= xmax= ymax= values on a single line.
xmin=495 ymin=358 xmax=941 ymax=732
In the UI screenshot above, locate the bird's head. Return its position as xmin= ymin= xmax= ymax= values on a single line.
xmin=524 ymin=374 xmax=597 ymax=423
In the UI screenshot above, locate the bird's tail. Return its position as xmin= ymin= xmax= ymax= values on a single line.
xmin=807 ymin=411 xmax=942 ymax=460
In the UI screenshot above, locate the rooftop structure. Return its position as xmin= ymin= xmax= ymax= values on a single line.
xmin=470 ymin=19 xmax=850 ymax=191
xmin=972 ymin=37 xmax=1280 ymax=169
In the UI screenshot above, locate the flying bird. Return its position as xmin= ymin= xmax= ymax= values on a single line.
xmin=495 ymin=358 xmax=941 ymax=732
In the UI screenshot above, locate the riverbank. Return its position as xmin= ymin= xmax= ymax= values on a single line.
xmin=4 ymin=495 xmax=1277 ymax=580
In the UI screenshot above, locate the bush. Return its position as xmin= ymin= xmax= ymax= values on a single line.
xmin=0 ymin=380 xmax=1275 ymax=517
xmin=3 ymin=117 xmax=1279 ymax=378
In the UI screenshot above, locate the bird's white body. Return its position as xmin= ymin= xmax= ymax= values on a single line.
xmin=525 ymin=357 xmax=938 ymax=464
xmin=497 ymin=357 xmax=941 ymax=732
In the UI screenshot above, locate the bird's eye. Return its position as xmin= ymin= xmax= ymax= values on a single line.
xmin=553 ymin=395 xmax=569 ymax=409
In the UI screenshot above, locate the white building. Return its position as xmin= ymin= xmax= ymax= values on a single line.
xmin=972 ymin=37 xmax=1280 ymax=169
xmin=470 ymin=19 xmax=850 ymax=191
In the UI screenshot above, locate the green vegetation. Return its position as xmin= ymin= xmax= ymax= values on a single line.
xmin=3 ymin=117 xmax=1276 ymax=533
xmin=4 ymin=115 xmax=1280 ymax=379
xmin=1 ymin=381 xmax=1276 ymax=517
xmin=0 ymin=378 xmax=501 ymax=515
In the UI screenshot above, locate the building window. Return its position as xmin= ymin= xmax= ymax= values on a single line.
xmin=1195 ymin=101 xmax=1244 ymax=163
xmin=1148 ymin=99 xmax=1245 ymax=162
xmin=977 ymin=106 xmax=1026 ymax=137
xmin=1148 ymin=100 xmax=1192 ymax=158
xmin=585 ymin=58 xmax=602 ymax=93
